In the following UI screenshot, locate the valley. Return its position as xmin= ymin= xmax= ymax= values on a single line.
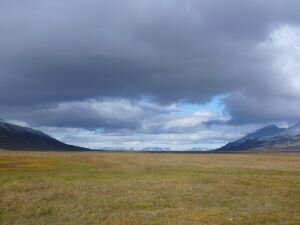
xmin=0 ymin=151 xmax=299 ymax=225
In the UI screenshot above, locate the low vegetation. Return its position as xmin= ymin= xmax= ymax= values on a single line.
xmin=0 ymin=151 xmax=299 ymax=225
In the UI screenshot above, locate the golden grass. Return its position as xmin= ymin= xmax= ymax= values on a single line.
xmin=0 ymin=156 xmax=60 ymax=171
xmin=0 ymin=151 xmax=299 ymax=225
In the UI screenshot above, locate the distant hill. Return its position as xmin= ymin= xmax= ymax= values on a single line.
xmin=142 ymin=147 xmax=171 ymax=151
xmin=216 ymin=122 xmax=300 ymax=152
xmin=0 ymin=119 xmax=89 ymax=151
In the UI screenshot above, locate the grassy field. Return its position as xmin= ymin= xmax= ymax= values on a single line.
xmin=0 ymin=151 xmax=299 ymax=225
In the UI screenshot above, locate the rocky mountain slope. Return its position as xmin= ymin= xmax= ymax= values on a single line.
xmin=217 ymin=122 xmax=300 ymax=151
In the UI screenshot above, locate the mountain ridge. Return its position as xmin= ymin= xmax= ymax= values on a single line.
xmin=0 ymin=120 xmax=89 ymax=151
xmin=216 ymin=122 xmax=300 ymax=152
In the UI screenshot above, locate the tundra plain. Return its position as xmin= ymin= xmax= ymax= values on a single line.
xmin=0 ymin=151 xmax=299 ymax=225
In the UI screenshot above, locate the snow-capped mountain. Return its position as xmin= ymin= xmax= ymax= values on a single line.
xmin=217 ymin=122 xmax=300 ymax=151
xmin=280 ymin=122 xmax=300 ymax=137
xmin=142 ymin=147 xmax=172 ymax=151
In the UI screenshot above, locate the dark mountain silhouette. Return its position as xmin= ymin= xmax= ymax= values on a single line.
xmin=216 ymin=122 xmax=300 ymax=152
xmin=0 ymin=119 xmax=89 ymax=151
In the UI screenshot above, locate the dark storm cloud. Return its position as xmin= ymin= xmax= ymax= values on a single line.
xmin=0 ymin=0 xmax=300 ymax=127
xmin=225 ymin=93 xmax=300 ymax=124
xmin=2 ymin=99 xmax=178 ymax=129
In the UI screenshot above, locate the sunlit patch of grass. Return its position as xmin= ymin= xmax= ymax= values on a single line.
xmin=0 ymin=151 xmax=299 ymax=225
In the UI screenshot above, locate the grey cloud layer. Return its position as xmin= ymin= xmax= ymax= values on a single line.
xmin=38 ymin=122 xmax=260 ymax=150
xmin=7 ymin=99 xmax=178 ymax=130
xmin=5 ymin=98 xmax=223 ymax=134
xmin=0 ymin=0 xmax=300 ymax=127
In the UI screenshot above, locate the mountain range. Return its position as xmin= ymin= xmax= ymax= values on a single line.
xmin=1 ymin=119 xmax=300 ymax=152
xmin=217 ymin=122 xmax=300 ymax=152
xmin=0 ymin=119 xmax=89 ymax=151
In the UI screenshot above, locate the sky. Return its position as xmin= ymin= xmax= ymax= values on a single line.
xmin=0 ymin=0 xmax=300 ymax=150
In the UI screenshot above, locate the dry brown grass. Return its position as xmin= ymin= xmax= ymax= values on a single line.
xmin=0 ymin=151 xmax=299 ymax=225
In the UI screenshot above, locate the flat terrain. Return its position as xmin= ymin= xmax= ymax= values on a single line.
xmin=0 ymin=151 xmax=299 ymax=225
